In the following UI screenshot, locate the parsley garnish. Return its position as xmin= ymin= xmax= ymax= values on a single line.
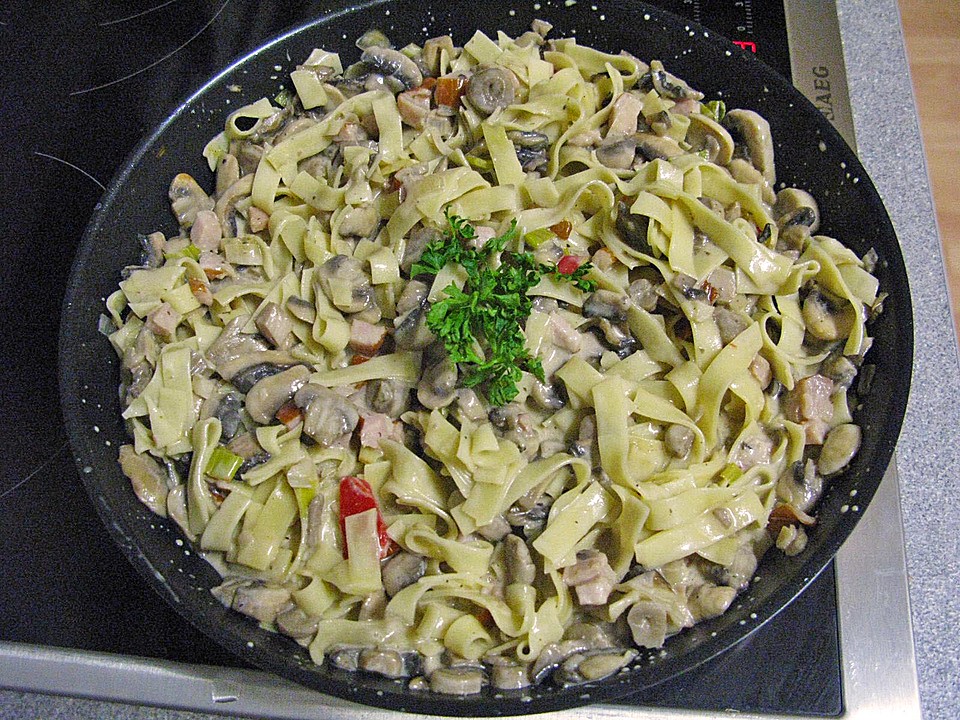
xmin=411 ymin=209 xmax=596 ymax=406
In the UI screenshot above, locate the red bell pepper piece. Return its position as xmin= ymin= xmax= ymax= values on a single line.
xmin=338 ymin=475 xmax=397 ymax=559
xmin=557 ymin=254 xmax=585 ymax=275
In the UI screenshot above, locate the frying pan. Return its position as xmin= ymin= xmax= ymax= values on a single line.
xmin=58 ymin=0 xmax=913 ymax=715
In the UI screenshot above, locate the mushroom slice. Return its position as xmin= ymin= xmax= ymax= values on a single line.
xmin=417 ymin=351 xmax=458 ymax=409
xmin=647 ymin=62 xmax=704 ymax=101
xmin=382 ymin=551 xmax=427 ymax=597
xmin=295 ymin=384 xmax=360 ymax=446
xmin=686 ymin=113 xmax=734 ymax=165
xmin=775 ymin=187 xmax=820 ymax=233
xmin=596 ymin=137 xmax=637 ymax=168
xmin=316 ymin=255 xmax=375 ymax=314
xmin=553 ymin=649 xmax=637 ymax=687
xmin=429 ymin=667 xmax=485 ymax=695
xmin=361 ymin=46 xmax=423 ymax=90
xmin=118 ymin=445 xmax=169 ymax=517
xmin=466 ymin=66 xmax=519 ymax=115
xmin=818 ymin=423 xmax=862 ymax=476
xmin=245 ymin=365 xmax=311 ymax=424
xmin=214 ymin=174 xmax=254 ymax=238
xmin=169 ymin=173 xmax=215 ymax=229
xmin=635 ymin=132 xmax=683 ymax=161
xmin=724 ymin=109 xmax=775 ymax=184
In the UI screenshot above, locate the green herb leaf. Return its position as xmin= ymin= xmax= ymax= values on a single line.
xmin=415 ymin=210 xmax=591 ymax=405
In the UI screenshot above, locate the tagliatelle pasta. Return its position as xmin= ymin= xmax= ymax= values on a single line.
xmin=104 ymin=21 xmax=881 ymax=695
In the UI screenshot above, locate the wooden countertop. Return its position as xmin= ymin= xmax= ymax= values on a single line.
xmin=900 ymin=0 xmax=960 ymax=339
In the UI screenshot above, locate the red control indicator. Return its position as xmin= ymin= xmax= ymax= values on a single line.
xmin=733 ymin=39 xmax=758 ymax=53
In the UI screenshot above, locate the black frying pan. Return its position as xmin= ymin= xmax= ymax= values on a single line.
xmin=58 ymin=0 xmax=913 ymax=715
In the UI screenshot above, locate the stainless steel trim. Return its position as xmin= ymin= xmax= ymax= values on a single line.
xmin=783 ymin=0 xmax=858 ymax=148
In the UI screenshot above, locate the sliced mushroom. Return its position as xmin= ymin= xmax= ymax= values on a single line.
xmin=428 ymin=667 xmax=485 ymax=695
xmin=627 ymin=601 xmax=668 ymax=649
xmin=724 ymin=109 xmax=775 ymax=184
xmin=530 ymin=639 xmax=594 ymax=685
xmin=231 ymin=582 xmax=292 ymax=624
xmin=502 ymin=534 xmax=536 ymax=585
xmin=358 ymin=649 xmax=419 ymax=679
xmin=169 ymin=173 xmax=215 ymax=229
xmin=646 ymin=63 xmax=704 ymax=101
xmin=488 ymin=660 xmax=531 ymax=690
xmin=295 ymin=384 xmax=360 ymax=446
xmin=366 ymin=378 xmax=412 ymax=418
xmin=317 ymin=255 xmax=375 ymax=314
xmin=686 ymin=113 xmax=734 ymax=165
xmin=417 ymin=350 xmax=458 ymax=409
xmin=615 ymin=199 xmax=651 ymax=253
xmin=636 ymin=132 xmax=683 ymax=161
xmin=361 ymin=46 xmax=423 ymax=90
xmin=214 ymin=392 xmax=245 ymax=439
xmin=552 ymin=649 xmax=637 ymax=687
xmin=802 ymin=288 xmax=856 ymax=341
xmin=714 ymin=306 xmax=750 ymax=344
xmin=466 ymin=66 xmax=519 ymax=115
xmin=776 ymin=459 xmax=824 ymax=514
xmin=583 ymin=289 xmax=629 ymax=322
xmin=229 ymin=362 xmax=291 ymax=393
xmin=529 ymin=380 xmax=565 ymax=412
xmin=381 ymin=551 xmax=427 ymax=597
xmin=689 ymin=584 xmax=737 ymax=621
xmin=214 ymin=174 xmax=254 ymax=238
xmin=276 ymin=607 xmax=320 ymax=639
xmin=245 ymin=365 xmax=311 ymax=424
xmin=401 ymin=226 xmax=441 ymax=273
xmin=775 ymin=187 xmax=820 ymax=233
xmin=118 ymin=445 xmax=169 ymax=517
xmin=818 ymin=423 xmax=861 ymax=476
xmin=596 ymin=136 xmax=637 ymax=169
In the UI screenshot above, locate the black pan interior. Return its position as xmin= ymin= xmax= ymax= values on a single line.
xmin=58 ymin=0 xmax=913 ymax=715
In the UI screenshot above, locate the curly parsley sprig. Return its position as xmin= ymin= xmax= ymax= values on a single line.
xmin=411 ymin=210 xmax=596 ymax=406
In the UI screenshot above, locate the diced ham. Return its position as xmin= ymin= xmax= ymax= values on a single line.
xmin=247 ymin=205 xmax=270 ymax=233
xmin=733 ymin=431 xmax=774 ymax=470
xmin=784 ymin=374 xmax=835 ymax=445
xmin=255 ymin=301 xmax=293 ymax=348
xmin=606 ymin=92 xmax=643 ymax=138
xmin=145 ymin=302 xmax=181 ymax=341
xmin=349 ymin=319 xmax=387 ymax=356
xmin=397 ymin=87 xmax=433 ymax=129
xmin=358 ymin=412 xmax=405 ymax=449
xmin=563 ymin=550 xmax=618 ymax=606
xmin=470 ymin=225 xmax=496 ymax=250
xmin=188 ymin=277 xmax=214 ymax=306
xmin=190 ymin=209 xmax=223 ymax=252
xmin=199 ymin=251 xmax=233 ymax=280
xmin=335 ymin=121 xmax=369 ymax=146
xmin=749 ymin=354 xmax=772 ymax=389
xmin=548 ymin=313 xmax=582 ymax=353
